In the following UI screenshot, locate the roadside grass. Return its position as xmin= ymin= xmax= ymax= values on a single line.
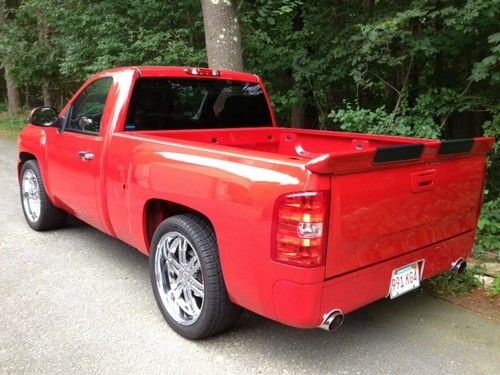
xmin=0 ymin=111 xmax=27 ymax=138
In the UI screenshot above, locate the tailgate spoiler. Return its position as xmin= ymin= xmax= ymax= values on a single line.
xmin=305 ymin=137 xmax=495 ymax=175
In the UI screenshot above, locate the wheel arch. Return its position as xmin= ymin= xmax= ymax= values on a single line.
xmin=143 ymin=198 xmax=217 ymax=254
xmin=18 ymin=152 xmax=37 ymax=180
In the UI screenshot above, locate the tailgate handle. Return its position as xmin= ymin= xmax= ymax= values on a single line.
xmin=411 ymin=170 xmax=435 ymax=192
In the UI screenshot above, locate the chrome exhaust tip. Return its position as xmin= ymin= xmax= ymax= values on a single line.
xmin=451 ymin=258 xmax=466 ymax=274
xmin=319 ymin=310 xmax=344 ymax=332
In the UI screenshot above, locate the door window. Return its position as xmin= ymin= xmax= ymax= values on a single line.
xmin=66 ymin=77 xmax=113 ymax=134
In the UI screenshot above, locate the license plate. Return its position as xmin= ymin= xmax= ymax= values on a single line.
xmin=389 ymin=262 xmax=421 ymax=299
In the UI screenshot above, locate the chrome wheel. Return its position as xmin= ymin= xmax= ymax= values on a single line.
xmin=154 ymin=231 xmax=204 ymax=326
xmin=21 ymin=169 xmax=41 ymax=223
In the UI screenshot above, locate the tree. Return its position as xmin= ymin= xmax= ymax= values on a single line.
xmin=37 ymin=14 xmax=52 ymax=106
xmin=3 ymin=67 xmax=21 ymax=114
xmin=0 ymin=0 xmax=21 ymax=114
xmin=200 ymin=0 xmax=243 ymax=71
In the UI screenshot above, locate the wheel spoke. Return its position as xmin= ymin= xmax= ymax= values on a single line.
xmin=159 ymin=240 xmax=168 ymax=260
xmin=190 ymin=277 xmax=204 ymax=298
xmin=185 ymin=256 xmax=199 ymax=276
xmin=168 ymin=258 xmax=181 ymax=275
xmin=166 ymin=269 xmax=177 ymax=288
xmin=178 ymin=237 xmax=188 ymax=266
xmin=172 ymin=282 xmax=184 ymax=298
xmin=166 ymin=290 xmax=185 ymax=317
xmin=165 ymin=245 xmax=181 ymax=275
xmin=183 ymin=286 xmax=201 ymax=316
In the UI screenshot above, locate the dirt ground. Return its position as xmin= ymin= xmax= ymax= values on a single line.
xmin=439 ymin=289 xmax=499 ymax=322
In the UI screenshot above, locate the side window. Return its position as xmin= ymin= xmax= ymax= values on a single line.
xmin=66 ymin=77 xmax=113 ymax=134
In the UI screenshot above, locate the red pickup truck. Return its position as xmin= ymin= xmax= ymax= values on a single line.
xmin=18 ymin=66 xmax=493 ymax=339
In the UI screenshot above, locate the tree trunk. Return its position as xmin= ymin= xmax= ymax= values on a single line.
xmin=5 ymin=67 xmax=22 ymax=114
xmin=364 ymin=0 xmax=374 ymax=16
xmin=200 ymin=0 xmax=243 ymax=71
xmin=42 ymin=81 xmax=52 ymax=107
xmin=38 ymin=13 xmax=53 ymax=106
xmin=291 ymin=104 xmax=305 ymax=128
xmin=0 ymin=1 xmax=22 ymax=114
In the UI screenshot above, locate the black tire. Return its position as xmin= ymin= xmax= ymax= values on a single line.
xmin=149 ymin=213 xmax=242 ymax=340
xmin=20 ymin=159 xmax=67 ymax=231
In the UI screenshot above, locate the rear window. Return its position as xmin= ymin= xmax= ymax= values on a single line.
xmin=125 ymin=78 xmax=272 ymax=131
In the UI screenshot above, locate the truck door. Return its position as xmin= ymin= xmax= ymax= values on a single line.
xmin=46 ymin=77 xmax=113 ymax=231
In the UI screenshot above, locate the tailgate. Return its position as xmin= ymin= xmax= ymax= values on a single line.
xmin=310 ymin=138 xmax=493 ymax=279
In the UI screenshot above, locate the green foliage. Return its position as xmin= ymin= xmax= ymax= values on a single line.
xmin=55 ymin=0 xmax=205 ymax=82
xmin=1 ymin=0 xmax=206 ymax=100
xmin=471 ymin=32 xmax=500 ymax=83
xmin=490 ymin=276 xmax=500 ymax=297
xmin=241 ymin=0 xmax=499 ymax=136
xmin=2 ymin=0 xmax=498 ymax=134
xmin=328 ymin=99 xmax=441 ymax=139
xmin=475 ymin=196 xmax=500 ymax=259
xmin=424 ymin=266 xmax=484 ymax=296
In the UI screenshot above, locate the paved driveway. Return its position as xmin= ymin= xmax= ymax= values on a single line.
xmin=1 ymin=137 xmax=499 ymax=374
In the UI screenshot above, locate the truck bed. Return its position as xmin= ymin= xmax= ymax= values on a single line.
xmin=135 ymin=127 xmax=492 ymax=173
xmin=136 ymin=127 xmax=424 ymax=163
xmin=133 ymin=127 xmax=493 ymax=278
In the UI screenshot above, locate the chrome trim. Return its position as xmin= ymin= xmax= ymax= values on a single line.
xmin=319 ymin=310 xmax=344 ymax=332
xmin=154 ymin=231 xmax=204 ymax=326
xmin=450 ymin=258 xmax=466 ymax=274
xmin=21 ymin=168 xmax=41 ymax=223
xmin=78 ymin=151 xmax=94 ymax=161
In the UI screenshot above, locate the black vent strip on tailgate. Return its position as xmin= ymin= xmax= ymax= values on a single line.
xmin=373 ymin=144 xmax=424 ymax=163
xmin=439 ymin=139 xmax=474 ymax=155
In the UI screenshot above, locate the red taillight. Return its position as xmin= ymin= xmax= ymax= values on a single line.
xmin=184 ymin=67 xmax=220 ymax=76
xmin=272 ymin=191 xmax=329 ymax=267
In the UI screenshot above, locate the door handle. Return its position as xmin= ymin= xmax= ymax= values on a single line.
xmin=78 ymin=151 xmax=94 ymax=161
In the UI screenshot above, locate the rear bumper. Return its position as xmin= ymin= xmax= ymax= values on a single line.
xmin=272 ymin=231 xmax=475 ymax=328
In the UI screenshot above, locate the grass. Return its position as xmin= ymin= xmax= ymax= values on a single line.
xmin=0 ymin=111 xmax=28 ymax=138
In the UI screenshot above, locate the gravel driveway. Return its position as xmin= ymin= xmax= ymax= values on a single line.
xmin=1 ymin=136 xmax=499 ymax=374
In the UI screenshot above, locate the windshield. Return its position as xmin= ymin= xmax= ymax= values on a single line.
xmin=125 ymin=78 xmax=272 ymax=131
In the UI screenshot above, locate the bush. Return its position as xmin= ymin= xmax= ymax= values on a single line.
xmin=490 ymin=276 xmax=500 ymax=297
xmin=475 ymin=196 xmax=500 ymax=259
xmin=327 ymin=100 xmax=440 ymax=139
xmin=424 ymin=266 xmax=484 ymax=296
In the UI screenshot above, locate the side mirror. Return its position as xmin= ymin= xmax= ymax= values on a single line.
xmin=29 ymin=107 xmax=59 ymax=127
